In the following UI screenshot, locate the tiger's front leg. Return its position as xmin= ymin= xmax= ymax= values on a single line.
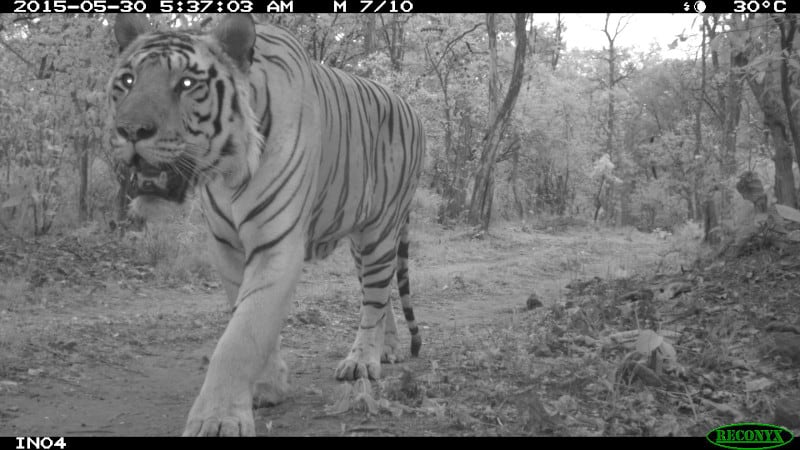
xmin=207 ymin=234 xmax=290 ymax=410
xmin=183 ymin=235 xmax=303 ymax=436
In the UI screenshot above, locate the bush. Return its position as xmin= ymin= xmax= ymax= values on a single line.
xmin=412 ymin=188 xmax=442 ymax=224
xmin=631 ymin=179 xmax=687 ymax=231
xmin=121 ymin=198 xmax=216 ymax=285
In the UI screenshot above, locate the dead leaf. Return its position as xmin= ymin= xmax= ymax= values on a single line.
xmin=376 ymin=398 xmax=404 ymax=417
xmin=652 ymin=414 xmax=682 ymax=436
xmin=700 ymin=398 xmax=745 ymax=422
xmin=636 ymin=330 xmax=663 ymax=354
xmin=658 ymin=340 xmax=677 ymax=362
xmin=552 ymin=394 xmax=578 ymax=415
xmin=745 ymin=377 xmax=774 ymax=392
xmin=420 ymin=397 xmax=445 ymax=418
xmin=607 ymin=329 xmax=640 ymax=344
xmin=450 ymin=404 xmax=480 ymax=429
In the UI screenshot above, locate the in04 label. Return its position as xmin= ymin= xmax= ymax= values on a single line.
xmin=707 ymin=423 xmax=794 ymax=450
xmin=15 ymin=437 xmax=66 ymax=450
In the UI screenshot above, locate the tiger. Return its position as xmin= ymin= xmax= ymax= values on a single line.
xmin=107 ymin=14 xmax=425 ymax=436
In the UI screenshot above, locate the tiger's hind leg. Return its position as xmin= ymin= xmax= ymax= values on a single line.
xmin=380 ymin=298 xmax=403 ymax=363
xmin=336 ymin=231 xmax=399 ymax=380
xmin=350 ymin=239 xmax=403 ymax=364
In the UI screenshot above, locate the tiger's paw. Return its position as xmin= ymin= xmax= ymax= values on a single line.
xmin=183 ymin=392 xmax=255 ymax=436
xmin=335 ymin=349 xmax=381 ymax=380
xmin=381 ymin=332 xmax=404 ymax=364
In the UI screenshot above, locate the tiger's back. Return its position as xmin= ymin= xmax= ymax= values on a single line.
xmin=246 ymin=24 xmax=425 ymax=261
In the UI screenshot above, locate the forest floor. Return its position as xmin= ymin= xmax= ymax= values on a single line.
xmin=1 ymin=221 xmax=799 ymax=436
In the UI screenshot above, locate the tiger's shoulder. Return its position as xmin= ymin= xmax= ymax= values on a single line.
xmin=251 ymin=23 xmax=309 ymax=60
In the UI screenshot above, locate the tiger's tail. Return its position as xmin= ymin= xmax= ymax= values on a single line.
xmin=396 ymin=214 xmax=421 ymax=357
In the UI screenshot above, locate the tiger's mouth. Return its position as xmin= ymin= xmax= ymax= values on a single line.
xmin=131 ymin=154 xmax=193 ymax=204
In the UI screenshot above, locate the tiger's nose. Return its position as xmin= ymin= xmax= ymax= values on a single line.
xmin=116 ymin=122 xmax=157 ymax=143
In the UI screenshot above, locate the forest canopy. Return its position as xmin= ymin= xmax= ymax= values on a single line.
xmin=0 ymin=13 xmax=798 ymax=238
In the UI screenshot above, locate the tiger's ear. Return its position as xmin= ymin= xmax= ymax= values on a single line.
xmin=114 ymin=14 xmax=150 ymax=52
xmin=213 ymin=14 xmax=256 ymax=71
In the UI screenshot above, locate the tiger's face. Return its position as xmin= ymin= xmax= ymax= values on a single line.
xmin=108 ymin=15 xmax=259 ymax=216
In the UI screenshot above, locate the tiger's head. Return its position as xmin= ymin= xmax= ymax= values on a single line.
xmin=108 ymin=14 xmax=261 ymax=218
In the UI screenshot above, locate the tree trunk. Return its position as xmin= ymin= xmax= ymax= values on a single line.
xmin=720 ymin=52 xmax=746 ymax=178
xmin=748 ymin=62 xmax=799 ymax=207
xmin=468 ymin=13 xmax=529 ymax=230
xmin=708 ymin=16 xmax=747 ymax=178
xmin=696 ymin=16 xmax=715 ymax=242
xmin=363 ymin=14 xmax=376 ymax=55
xmin=703 ymin=195 xmax=720 ymax=244
xmin=551 ymin=14 xmax=563 ymax=70
xmin=508 ymin=134 xmax=524 ymax=220
xmin=776 ymin=15 xmax=800 ymax=168
xmin=386 ymin=16 xmax=406 ymax=71
xmin=486 ymin=14 xmax=499 ymax=121
xmin=770 ymin=121 xmax=798 ymax=207
xmin=598 ymin=14 xmax=631 ymax=226
xmin=694 ymin=18 xmax=706 ymax=164
xmin=114 ymin=162 xmax=134 ymax=221
xmin=556 ymin=171 xmax=569 ymax=216
xmin=603 ymin=14 xmax=618 ymax=158
xmin=593 ymin=175 xmax=606 ymax=223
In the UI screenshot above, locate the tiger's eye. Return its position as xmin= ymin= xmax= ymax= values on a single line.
xmin=179 ymin=77 xmax=196 ymax=91
xmin=121 ymin=73 xmax=135 ymax=88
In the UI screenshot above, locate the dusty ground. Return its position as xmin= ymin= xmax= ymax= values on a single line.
xmin=1 ymin=222 xmax=798 ymax=436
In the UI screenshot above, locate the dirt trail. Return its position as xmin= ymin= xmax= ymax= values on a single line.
xmin=0 ymin=226 xmax=672 ymax=436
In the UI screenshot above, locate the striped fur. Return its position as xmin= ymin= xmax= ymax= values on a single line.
xmin=107 ymin=14 xmax=424 ymax=435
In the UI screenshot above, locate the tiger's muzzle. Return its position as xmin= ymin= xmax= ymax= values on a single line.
xmin=130 ymin=154 xmax=192 ymax=204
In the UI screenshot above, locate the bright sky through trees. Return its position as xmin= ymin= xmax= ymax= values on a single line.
xmin=533 ymin=13 xmax=702 ymax=58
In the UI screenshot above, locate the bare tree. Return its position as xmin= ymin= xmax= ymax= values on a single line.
xmin=468 ymin=13 xmax=530 ymax=230
xmin=601 ymin=14 xmax=631 ymax=158
xmin=593 ymin=14 xmax=632 ymax=224
xmin=551 ymin=14 xmax=564 ymax=70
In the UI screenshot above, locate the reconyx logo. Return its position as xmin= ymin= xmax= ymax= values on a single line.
xmin=707 ymin=423 xmax=794 ymax=450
